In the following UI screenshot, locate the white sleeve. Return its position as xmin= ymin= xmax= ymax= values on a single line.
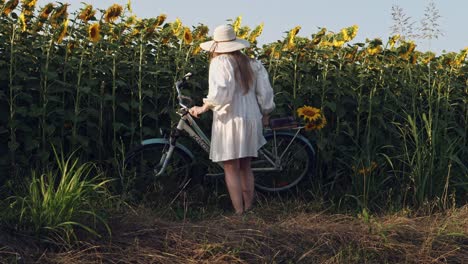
xmin=203 ymin=56 xmax=235 ymax=114
xmin=254 ymin=61 xmax=275 ymax=115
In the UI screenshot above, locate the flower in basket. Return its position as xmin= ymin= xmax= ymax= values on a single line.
xmin=297 ymin=105 xmax=327 ymax=131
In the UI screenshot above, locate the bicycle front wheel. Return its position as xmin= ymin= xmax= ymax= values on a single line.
xmin=252 ymin=132 xmax=314 ymax=192
xmin=123 ymin=143 xmax=193 ymax=200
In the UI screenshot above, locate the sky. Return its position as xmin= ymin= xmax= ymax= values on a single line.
xmin=36 ymin=0 xmax=468 ymax=54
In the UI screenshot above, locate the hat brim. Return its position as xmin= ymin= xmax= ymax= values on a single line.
xmin=200 ymin=38 xmax=250 ymax=53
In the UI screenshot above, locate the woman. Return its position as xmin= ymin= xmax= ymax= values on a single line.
xmin=189 ymin=24 xmax=275 ymax=215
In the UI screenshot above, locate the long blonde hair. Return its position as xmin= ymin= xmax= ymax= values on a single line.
xmin=212 ymin=50 xmax=254 ymax=94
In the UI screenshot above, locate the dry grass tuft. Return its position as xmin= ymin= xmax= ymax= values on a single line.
xmin=1 ymin=204 xmax=466 ymax=263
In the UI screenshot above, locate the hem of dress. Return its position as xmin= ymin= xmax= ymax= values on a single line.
xmin=209 ymin=140 xmax=267 ymax=163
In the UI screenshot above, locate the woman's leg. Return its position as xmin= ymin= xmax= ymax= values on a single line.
xmin=239 ymin=157 xmax=255 ymax=211
xmin=223 ymin=159 xmax=244 ymax=214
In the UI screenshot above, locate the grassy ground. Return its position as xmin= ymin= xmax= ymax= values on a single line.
xmin=1 ymin=194 xmax=466 ymax=264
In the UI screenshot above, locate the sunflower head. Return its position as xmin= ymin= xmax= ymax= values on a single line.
xmin=452 ymin=47 xmax=468 ymax=67
xmin=237 ymin=26 xmax=250 ymax=39
xmin=183 ymin=27 xmax=192 ymax=45
xmin=78 ymin=4 xmax=95 ymax=23
xmin=56 ymin=19 xmax=69 ymax=44
xmin=248 ymin=23 xmax=264 ymax=43
xmin=312 ymin=27 xmax=327 ymax=44
xmin=104 ymin=4 xmax=123 ymax=23
xmin=19 ymin=12 xmax=26 ymax=31
xmin=193 ymin=24 xmax=209 ymax=42
xmin=3 ymin=0 xmax=19 ymax=16
xmin=23 ymin=0 xmax=37 ymax=8
xmin=297 ymin=105 xmax=321 ymax=122
xmin=304 ymin=115 xmax=327 ymax=131
xmin=398 ymin=41 xmax=416 ymax=60
xmin=125 ymin=14 xmax=137 ymax=27
xmin=21 ymin=0 xmax=37 ymax=16
xmin=155 ymin=14 xmax=167 ymax=28
xmin=232 ymin=16 xmax=242 ymax=33
xmin=192 ymin=46 xmax=201 ymax=55
xmin=171 ymin=18 xmax=182 ymax=35
xmin=39 ymin=3 xmax=54 ymax=20
xmin=388 ymin=34 xmax=400 ymax=49
xmin=421 ymin=52 xmax=435 ymax=65
xmin=50 ymin=4 xmax=69 ymax=28
xmin=88 ymin=23 xmax=101 ymax=43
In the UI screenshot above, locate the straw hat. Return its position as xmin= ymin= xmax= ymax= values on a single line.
xmin=200 ymin=24 xmax=250 ymax=53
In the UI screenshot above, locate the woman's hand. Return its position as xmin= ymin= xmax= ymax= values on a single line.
xmin=189 ymin=105 xmax=209 ymax=118
xmin=262 ymin=114 xmax=270 ymax=127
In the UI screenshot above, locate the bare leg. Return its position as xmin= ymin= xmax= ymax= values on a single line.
xmin=239 ymin=157 xmax=255 ymax=211
xmin=223 ymin=159 xmax=243 ymax=214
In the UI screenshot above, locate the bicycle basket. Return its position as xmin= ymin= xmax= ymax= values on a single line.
xmin=269 ymin=116 xmax=299 ymax=130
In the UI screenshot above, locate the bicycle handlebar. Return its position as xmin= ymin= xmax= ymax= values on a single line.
xmin=175 ymin=72 xmax=193 ymax=109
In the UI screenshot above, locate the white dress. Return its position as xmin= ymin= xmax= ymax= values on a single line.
xmin=203 ymin=54 xmax=275 ymax=162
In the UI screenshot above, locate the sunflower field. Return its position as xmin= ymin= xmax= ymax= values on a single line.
xmin=0 ymin=0 xmax=467 ymax=212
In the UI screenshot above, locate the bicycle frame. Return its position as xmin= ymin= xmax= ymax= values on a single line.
xmin=145 ymin=72 xmax=313 ymax=177
xmin=154 ymin=109 xmax=218 ymax=176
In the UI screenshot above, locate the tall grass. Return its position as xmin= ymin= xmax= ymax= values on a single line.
xmin=2 ymin=148 xmax=112 ymax=244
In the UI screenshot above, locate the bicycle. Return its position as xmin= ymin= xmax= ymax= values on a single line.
xmin=123 ymin=73 xmax=316 ymax=197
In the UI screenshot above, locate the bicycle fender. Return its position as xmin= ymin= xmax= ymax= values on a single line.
xmin=264 ymin=131 xmax=316 ymax=155
xmin=141 ymin=138 xmax=195 ymax=160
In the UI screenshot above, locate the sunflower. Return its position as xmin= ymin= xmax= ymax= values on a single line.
xmin=78 ymin=4 xmax=95 ymax=22
xmin=193 ymin=25 xmax=209 ymax=41
xmin=297 ymin=106 xmax=321 ymax=122
xmin=304 ymin=122 xmax=315 ymax=131
xmin=56 ymin=19 xmax=69 ymax=44
xmin=126 ymin=0 xmax=132 ymax=12
xmin=333 ymin=40 xmax=345 ymax=48
xmin=172 ymin=18 xmax=182 ymax=35
xmin=237 ymin=26 xmax=250 ymax=39
xmin=341 ymin=28 xmax=350 ymax=42
xmin=312 ymin=27 xmax=327 ymax=45
xmin=232 ymin=16 xmax=242 ymax=33
xmin=183 ymin=27 xmax=192 ymax=44
xmin=3 ymin=0 xmax=19 ymax=16
xmin=286 ymin=26 xmax=301 ymax=49
xmin=155 ymin=14 xmax=166 ymax=27
xmin=304 ymin=115 xmax=327 ymax=131
xmin=192 ymin=46 xmax=201 ymax=55
xmin=88 ymin=23 xmax=101 ymax=43
xmin=248 ymin=23 xmax=264 ymax=43
xmin=349 ymin=25 xmax=358 ymax=40
xmin=453 ymin=47 xmax=468 ymax=67
xmin=345 ymin=46 xmax=359 ymax=61
xmin=125 ymin=14 xmax=137 ymax=27
xmin=388 ymin=34 xmax=400 ymax=49
xmin=356 ymin=162 xmax=378 ymax=176
xmin=314 ymin=115 xmax=327 ymax=130
xmin=367 ymin=45 xmax=382 ymax=55
xmin=39 ymin=3 xmax=54 ymax=20
xmin=104 ymin=4 xmax=123 ymax=23
xmin=19 ymin=12 xmax=26 ymax=31
xmin=21 ymin=0 xmax=37 ymax=16
xmin=399 ymin=41 xmax=416 ymax=60
xmin=50 ymin=4 xmax=68 ymax=27
xmin=23 ymin=0 xmax=37 ymax=8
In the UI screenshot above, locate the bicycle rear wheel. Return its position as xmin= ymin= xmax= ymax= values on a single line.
xmin=123 ymin=143 xmax=193 ymax=200
xmin=252 ymin=132 xmax=314 ymax=192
